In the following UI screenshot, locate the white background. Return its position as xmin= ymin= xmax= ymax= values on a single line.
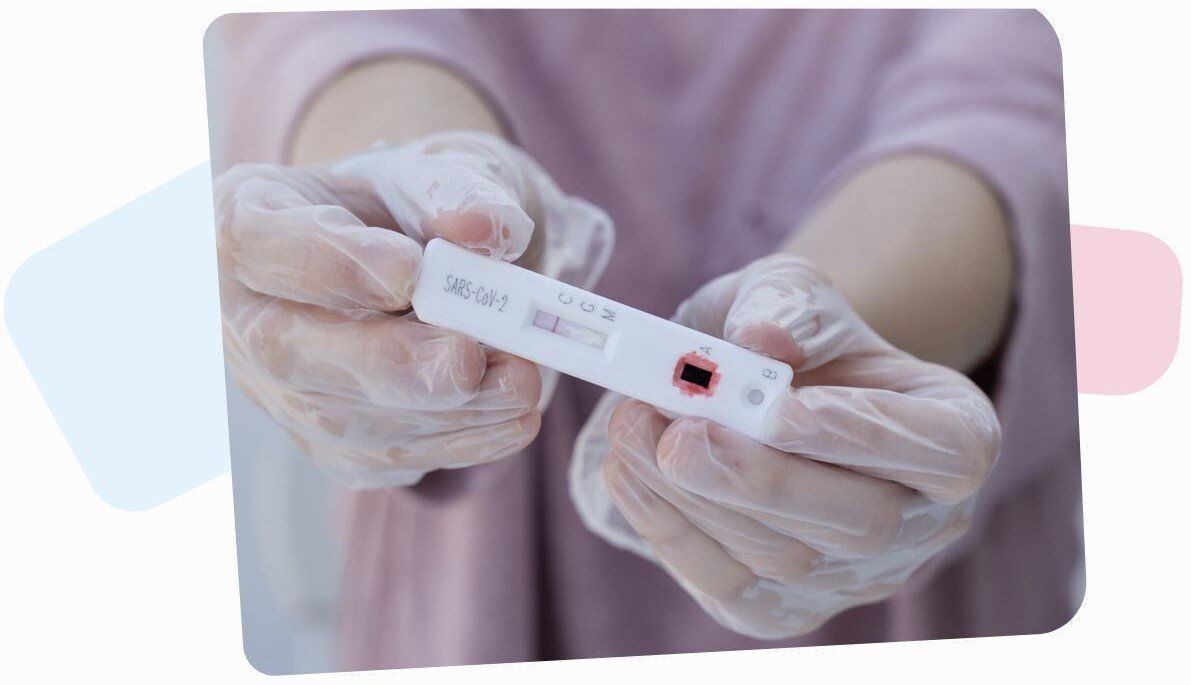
xmin=0 ymin=1 xmax=1185 ymax=681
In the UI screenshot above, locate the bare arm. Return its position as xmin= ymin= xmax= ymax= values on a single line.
xmin=286 ymin=58 xmax=548 ymax=267
xmin=290 ymin=61 xmax=1011 ymax=373
xmin=785 ymin=155 xmax=1013 ymax=372
xmin=289 ymin=58 xmax=505 ymax=165
xmin=215 ymin=57 xmax=565 ymax=489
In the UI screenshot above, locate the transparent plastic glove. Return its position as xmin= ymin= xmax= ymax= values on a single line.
xmin=570 ymin=254 xmax=1000 ymax=639
xmin=216 ymin=130 xmax=613 ymax=488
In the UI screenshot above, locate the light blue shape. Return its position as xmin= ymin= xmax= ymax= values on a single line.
xmin=5 ymin=163 xmax=230 ymax=510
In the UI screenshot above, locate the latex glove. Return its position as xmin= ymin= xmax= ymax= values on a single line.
xmin=571 ymin=254 xmax=1000 ymax=638
xmin=216 ymin=131 xmax=612 ymax=488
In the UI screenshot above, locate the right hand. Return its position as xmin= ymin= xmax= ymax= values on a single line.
xmin=576 ymin=255 xmax=1000 ymax=638
xmin=215 ymin=131 xmax=606 ymax=487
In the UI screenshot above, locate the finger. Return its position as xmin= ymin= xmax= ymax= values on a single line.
xmin=603 ymin=452 xmax=758 ymax=601
xmin=216 ymin=165 xmax=423 ymax=312
xmin=247 ymin=350 xmax=541 ymax=446
xmin=764 ymin=382 xmax=1001 ymax=504
xmin=783 ymin=346 xmax=966 ymax=395
xmin=722 ymin=255 xmax=875 ymax=371
xmin=422 ymin=205 xmax=535 ymax=262
xmin=295 ymin=435 xmax=427 ymax=489
xmin=656 ymin=417 xmax=918 ymax=558
xmin=221 ymin=280 xmax=486 ymax=410
xmin=603 ymin=453 xmax=831 ymax=638
xmin=731 ymin=322 xmax=806 ymax=370
xmin=394 ymin=409 xmax=542 ymax=470
xmin=232 ymin=353 xmax=541 ymax=477
xmin=606 ymin=402 xmax=855 ymax=589
xmin=605 ymin=455 xmax=752 ymax=600
xmin=332 ymin=133 xmax=537 ymax=261
xmin=453 ymin=350 xmax=543 ymax=411
xmin=309 ymin=409 xmax=542 ymax=476
xmin=672 ymin=270 xmax=745 ymax=335
xmin=672 ymin=270 xmax=811 ymax=371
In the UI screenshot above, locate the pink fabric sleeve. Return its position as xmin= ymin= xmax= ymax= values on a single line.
xmin=816 ymin=10 xmax=1075 ymax=570
xmin=205 ymin=10 xmax=518 ymax=171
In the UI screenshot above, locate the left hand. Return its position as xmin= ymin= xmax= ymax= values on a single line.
xmin=215 ymin=131 xmax=612 ymax=488
xmin=592 ymin=254 xmax=1001 ymax=639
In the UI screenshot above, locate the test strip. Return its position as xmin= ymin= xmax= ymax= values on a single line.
xmin=412 ymin=239 xmax=793 ymax=442
xmin=533 ymin=310 xmax=608 ymax=350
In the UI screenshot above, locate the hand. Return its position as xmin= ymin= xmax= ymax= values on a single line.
xmin=585 ymin=254 xmax=1000 ymax=638
xmin=216 ymin=131 xmax=612 ymax=487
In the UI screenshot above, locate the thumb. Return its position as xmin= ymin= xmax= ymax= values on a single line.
xmin=330 ymin=133 xmax=537 ymax=262
xmin=729 ymin=322 xmax=806 ymax=370
xmin=723 ymin=254 xmax=866 ymax=371
xmin=421 ymin=202 xmax=536 ymax=262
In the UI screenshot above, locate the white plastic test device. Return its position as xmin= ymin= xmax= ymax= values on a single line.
xmin=412 ymin=239 xmax=794 ymax=442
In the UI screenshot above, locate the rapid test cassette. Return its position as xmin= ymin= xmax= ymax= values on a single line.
xmin=412 ymin=239 xmax=794 ymax=442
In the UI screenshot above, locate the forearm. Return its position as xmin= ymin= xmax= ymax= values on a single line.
xmin=290 ymin=67 xmax=1013 ymax=373
xmin=784 ymin=155 xmax=1013 ymax=372
xmin=285 ymin=58 xmax=552 ymax=267
xmin=289 ymin=58 xmax=505 ymax=165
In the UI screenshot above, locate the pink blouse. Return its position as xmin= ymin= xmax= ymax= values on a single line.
xmin=209 ymin=9 xmax=1080 ymax=669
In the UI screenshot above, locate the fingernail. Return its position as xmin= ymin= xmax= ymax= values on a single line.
xmin=730 ymin=322 xmax=806 ymax=369
xmin=659 ymin=418 xmax=710 ymax=455
xmin=604 ymin=457 xmax=653 ymax=517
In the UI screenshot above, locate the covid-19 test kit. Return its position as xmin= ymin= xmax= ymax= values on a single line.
xmin=412 ymin=239 xmax=793 ymax=441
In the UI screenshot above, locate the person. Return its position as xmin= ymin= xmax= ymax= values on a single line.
xmin=208 ymin=8 xmax=1080 ymax=669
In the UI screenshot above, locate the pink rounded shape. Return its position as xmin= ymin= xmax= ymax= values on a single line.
xmin=1071 ymin=225 xmax=1181 ymax=394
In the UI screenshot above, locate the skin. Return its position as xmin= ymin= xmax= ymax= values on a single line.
xmin=278 ymin=55 xmax=1016 ymax=635
xmin=292 ymin=59 xmax=548 ymax=273
xmin=290 ymin=59 xmax=506 ymax=164
xmin=291 ymin=58 xmax=1013 ymax=373
xmin=784 ymin=155 xmax=1013 ymax=372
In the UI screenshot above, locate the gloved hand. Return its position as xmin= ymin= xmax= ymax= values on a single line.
xmin=216 ymin=131 xmax=612 ymax=488
xmin=571 ymin=254 xmax=1000 ymax=639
